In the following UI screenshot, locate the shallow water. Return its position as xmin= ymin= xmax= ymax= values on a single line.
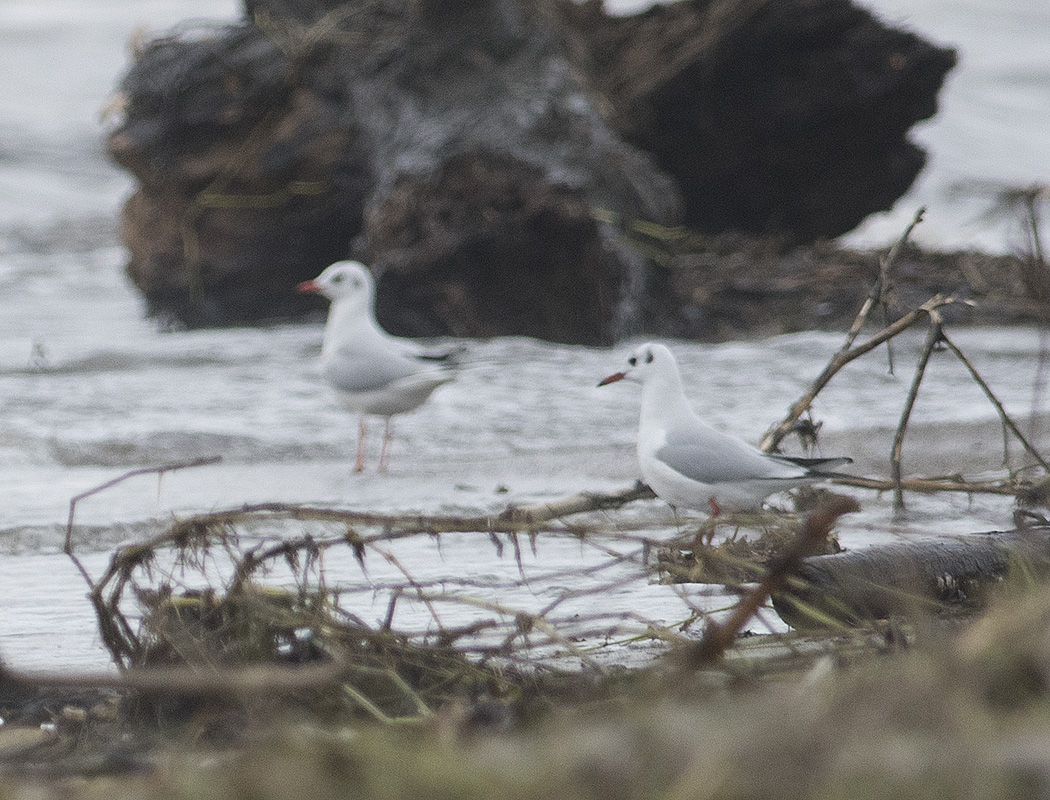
xmin=3 ymin=246 xmax=1046 ymax=670
xmin=1 ymin=0 xmax=1048 ymax=672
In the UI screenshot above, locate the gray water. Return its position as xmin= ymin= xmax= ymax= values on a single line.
xmin=1 ymin=0 xmax=1048 ymax=672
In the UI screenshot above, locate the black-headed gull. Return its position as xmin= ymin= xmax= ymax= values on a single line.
xmin=599 ymin=342 xmax=851 ymax=516
xmin=298 ymin=260 xmax=456 ymax=473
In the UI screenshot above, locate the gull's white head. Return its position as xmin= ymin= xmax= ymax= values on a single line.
xmin=297 ymin=260 xmax=376 ymax=306
xmin=598 ymin=342 xmax=677 ymax=386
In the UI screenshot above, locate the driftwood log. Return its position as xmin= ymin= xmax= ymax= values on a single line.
xmin=772 ymin=528 xmax=1050 ymax=629
xmin=109 ymin=0 xmax=679 ymax=340
xmin=108 ymin=0 xmax=955 ymax=339
xmin=558 ymin=0 xmax=956 ymax=241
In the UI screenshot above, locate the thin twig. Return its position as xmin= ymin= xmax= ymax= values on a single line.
xmin=373 ymin=547 xmax=445 ymax=629
xmin=759 ymin=295 xmax=958 ymax=452
xmin=63 ymin=457 xmax=222 ymax=667
xmin=759 ymin=210 xmax=939 ymax=455
xmin=65 ymin=456 xmax=222 ymax=584
xmin=891 ymin=315 xmax=944 ymax=512
xmin=831 ymin=475 xmax=1022 ymax=496
xmin=939 ymin=330 xmax=1050 ymax=471
xmin=1025 ymin=187 xmax=1046 ymax=271
xmin=0 ymin=659 xmax=352 ymax=696
xmin=131 ymin=483 xmax=656 ymax=544
xmin=841 ymin=206 xmax=925 ymax=354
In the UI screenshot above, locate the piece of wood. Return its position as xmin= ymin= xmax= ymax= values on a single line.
xmin=108 ymin=0 xmax=956 ymax=338
xmin=559 ymin=0 xmax=956 ymax=240
xmin=772 ymin=528 xmax=1050 ymax=629
xmin=672 ymin=496 xmax=860 ymax=668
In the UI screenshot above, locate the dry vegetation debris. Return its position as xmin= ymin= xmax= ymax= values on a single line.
xmin=2 ymin=209 xmax=1050 ymax=795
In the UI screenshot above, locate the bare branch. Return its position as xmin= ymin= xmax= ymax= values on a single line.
xmin=64 ymin=456 xmax=222 ymax=585
xmin=939 ymin=330 xmax=1050 ymax=471
xmin=759 ymin=294 xmax=959 ymax=453
xmin=0 ymin=659 xmax=353 ymax=696
xmin=150 ymin=482 xmax=656 ymax=542
xmin=670 ymin=496 xmax=860 ymax=669
xmin=891 ymin=314 xmax=944 ymax=512
xmin=842 ymin=206 xmax=925 ymax=353
xmin=831 ymin=475 xmax=1021 ymax=497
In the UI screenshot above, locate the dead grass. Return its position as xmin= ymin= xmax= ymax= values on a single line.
xmin=8 ymin=582 xmax=1050 ymax=798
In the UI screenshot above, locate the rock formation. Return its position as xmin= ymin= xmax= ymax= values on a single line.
xmin=108 ymin=0 xmax=957 ymax=342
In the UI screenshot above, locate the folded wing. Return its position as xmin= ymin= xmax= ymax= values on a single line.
xmin=323 ymin=340 xmax=450 ymax=394
xmin=654 ymin=425 xmax=848 ymax=485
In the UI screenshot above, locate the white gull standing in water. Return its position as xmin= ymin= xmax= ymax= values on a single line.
xmin=298 ymin=260 xmax=456 ymax=473
xmin=598 ymin=342 xmax=850 ymax=516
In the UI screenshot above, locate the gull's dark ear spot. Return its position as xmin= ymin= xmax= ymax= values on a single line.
xmin=645 ymin=350 xmax=654 ymax=364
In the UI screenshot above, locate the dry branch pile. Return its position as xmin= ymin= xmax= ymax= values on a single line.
xmin=73 ymin=492 xmax=680 ymax=671
xmin=32 ymin=211 xmax=1048 ymax=726
xmin=29 ymin=212 xmax=1044 ymax=714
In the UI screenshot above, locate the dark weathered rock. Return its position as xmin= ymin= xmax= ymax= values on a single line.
xmin=296 ymin=0 xmax=680 ymax=343
xmin=109 ymin=26 xmax=371 ymax=326
xmin=559 ymin=0 xmax=957 ymax=240
xmin=111 ymin=0 xmax=678 ymax=340
xmin=365 ymin=151 xmax=616 ymax=342
xmin=108 ymin=0 xmax=956 ymax=340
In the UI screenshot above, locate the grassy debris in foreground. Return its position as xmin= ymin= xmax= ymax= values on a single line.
xmin=5 ymin=584 xmax=1050 ymax=798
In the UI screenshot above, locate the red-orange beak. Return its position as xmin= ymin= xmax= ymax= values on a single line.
xmin=297 ymin=280 xmax=321 ymax=293
xmin=598 ymin=372 xmax=626 ymax=387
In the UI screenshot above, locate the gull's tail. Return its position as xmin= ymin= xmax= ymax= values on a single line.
xmin=771 ymin=454 xmax=853 ymax=478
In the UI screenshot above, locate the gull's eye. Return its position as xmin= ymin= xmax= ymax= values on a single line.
xmin=627 ymin=356 xmax=637 ymax=367
xmin=331 ymin=273 xmax=344 ymax=283
xmin=645 ymin=351 xmax=654 ymax=364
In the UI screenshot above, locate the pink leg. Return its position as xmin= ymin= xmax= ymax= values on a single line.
xmin=704 ymin=497 xmax=722 ymax=545
xmin=378 ymin=417 xmax=394 ymax=474
xmin=354 ymin=416 xmax=367 ymax=473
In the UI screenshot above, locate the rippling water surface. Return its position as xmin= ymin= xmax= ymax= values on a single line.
xmin=4 ymin=244 xmax=1046 ymax=670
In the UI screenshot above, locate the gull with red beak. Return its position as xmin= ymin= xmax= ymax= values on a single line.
xmin=298 ymin=260 xmax=456 ymax=473
xmin=599 ymin=342 xmax=851 ymax=516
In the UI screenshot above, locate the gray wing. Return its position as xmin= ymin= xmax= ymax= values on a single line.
xmin=654 ymin=426 xmax=806 ymax=484
xmin=322 ymin=339 xmax=447 ymax=393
